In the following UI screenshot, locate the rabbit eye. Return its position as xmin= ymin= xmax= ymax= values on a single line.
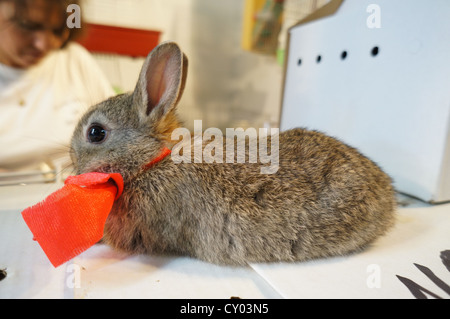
xmin=87 ymin=124 xmax=108 ymax=144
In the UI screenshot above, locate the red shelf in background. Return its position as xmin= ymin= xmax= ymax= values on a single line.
xmin=77 ymin=23 xmax=161 ymax=57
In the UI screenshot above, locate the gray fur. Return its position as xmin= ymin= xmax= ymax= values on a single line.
xmin=70 ymin=42 xmax=396 ymax=265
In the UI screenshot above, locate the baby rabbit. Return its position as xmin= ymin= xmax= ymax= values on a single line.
xmin=70 ymin=42 xmax=396 ymax=265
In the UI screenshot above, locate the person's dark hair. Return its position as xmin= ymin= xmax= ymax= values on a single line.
xmin=1 ymin=0 xmax=85 ymax=47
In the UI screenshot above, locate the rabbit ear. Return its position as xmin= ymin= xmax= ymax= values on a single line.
xmin=133 ymin=42 xmax=188 ymax=121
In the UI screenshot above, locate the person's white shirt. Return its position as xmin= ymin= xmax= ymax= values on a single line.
xmin=0 ymin=42 xmax=115 ymax=171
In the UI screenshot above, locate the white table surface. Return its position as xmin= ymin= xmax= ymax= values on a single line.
xmin=1 ymin=183 xmax=449 ymax=299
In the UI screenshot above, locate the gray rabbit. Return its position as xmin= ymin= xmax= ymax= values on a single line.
xmin=70 ymin=42 xmax=396 ymax=265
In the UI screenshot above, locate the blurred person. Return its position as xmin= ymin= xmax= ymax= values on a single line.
xmin=0 ymin=0 xmax=114 ymax=172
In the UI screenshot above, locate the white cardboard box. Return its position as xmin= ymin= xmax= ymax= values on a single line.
xmin=280 ymin=0 xmax=450 ymax=203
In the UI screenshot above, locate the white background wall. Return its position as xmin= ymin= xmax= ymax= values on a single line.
xmin=82 ymin=0 xmax=284 ymax=131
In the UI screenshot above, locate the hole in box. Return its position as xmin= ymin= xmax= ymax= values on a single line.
xmin=371 ymin=46 xmax=380 ymax=57
xmin=0 ymin=269 xmax=6 ymax=281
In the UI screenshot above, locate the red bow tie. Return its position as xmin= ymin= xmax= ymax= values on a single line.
xmin=21 ymin=147 xmax=171 ymax=267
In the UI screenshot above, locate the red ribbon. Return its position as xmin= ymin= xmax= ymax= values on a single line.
xmin=21 ymin=147 xmax=171 ymax=267
xmin=21 ymin=172 xmax=123 ymax=267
